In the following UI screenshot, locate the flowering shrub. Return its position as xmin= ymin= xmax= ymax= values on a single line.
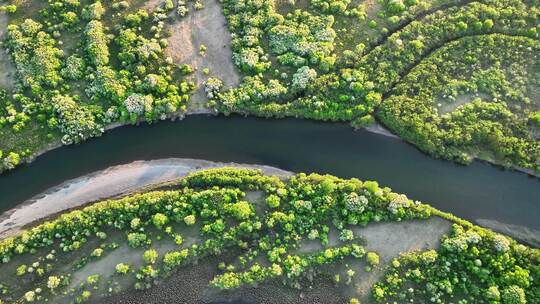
xmin=62 ymin=55 xmax=86 ymax=80
xmin=52 ymin=95 xmax=103 ymax=145
xmin=344 ymin=192 xmax=368 ymax=213
xmin=115 ymin=263 xmax=130 ymax=274
xmin=291 ymin=66 xmax=317 ymax=92
xmin=46 ymin=276 xmax=61 ymax=290
xmin=163 ymin=249 xmax=189 ymax=271
xmin=123 ymin=94 xmax=148 ymax=116
xmin=269 ymin=11 xmax=336 ymax=65
xmin=204 ymin=78 xmax=224 ymax=99
xmin=6 ymin=19 xmax=63 ymax=92
xmin=143 ymin=249 xmax=158 ymax=264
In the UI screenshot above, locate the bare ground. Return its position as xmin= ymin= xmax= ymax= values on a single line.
xmin=295 ymin=217 xmax=452 ymax=301
xmin=103 ymin=218 xmax=452 ymax=304
xmin=165 ymin=0 xmax=240 ymax=112
xmin=143 ymin=0 xmax=164 ymax=11
xmin=351 ymin=217 xmax=451 ymax=301
xmin=437 ymin=92 xmax=491 ymax=114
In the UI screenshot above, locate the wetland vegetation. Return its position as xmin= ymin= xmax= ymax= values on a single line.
xmin=0 ymin=168 xmax=538 ymax=303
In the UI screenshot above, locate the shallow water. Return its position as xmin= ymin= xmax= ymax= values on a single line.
xmin=0 ymin=115 xmax=539 ymax=231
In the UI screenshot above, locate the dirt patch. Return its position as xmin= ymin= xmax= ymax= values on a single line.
xmin=437 ymin=92 xmax=491 ymax=114
xmin=476 ymin=218 xmax=540 ymax=248
xmin=104 ymin=251 xmax=349 ymax=304
xmin=274 ymin=0 xmax=310 ymax=15
xmin=295 ymin=217 xmax=452 ymax=301
xmin=143 ymin=0 xmax=164 ymax=11
xmin=351 ymin=217 xmax=451 ymax=300
xmin=0 ymin=14 xmax=16 ymax=89
xmin=165 ymin=0 xmax=240 ymax=112
xmin=357 ymin=217 xmax=451 ymax=261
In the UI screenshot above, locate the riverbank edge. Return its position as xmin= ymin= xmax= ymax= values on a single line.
xmin=1 ymin=159 xmax=538 ymax=248
xmin=0 ymin=158 xmax=292 ymax=239
xmin=15 ymin=109 xmax=540 ymax=181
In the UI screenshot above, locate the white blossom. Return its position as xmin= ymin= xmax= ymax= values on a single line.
xmin=344 ymin=192 xmax=368 ymax=213
xmin=124 ymin=93 xmax=147 ymax=115
xmin=493 ymin=235 xmax=510 ymax=253
xmin=204 ymin=78 xmax=224 ymax=99
xmin=292 ymin=66 xmax=317 ymax=91
xmin=24 ymin=291 xmax=36 ymax=302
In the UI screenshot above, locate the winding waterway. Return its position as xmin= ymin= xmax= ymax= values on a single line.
xmin=0 ymin=115 xmax=539 ymax=233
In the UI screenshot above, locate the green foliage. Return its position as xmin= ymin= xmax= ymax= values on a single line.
xmin=0 ymin=0 xmax=191 ymax=172
xmin=366 ymin=252 xmax=380 ymax=266
xmin=183 ymin=215 xmax=196 ymax=226
xmin=379 ymin=35 xmax=540 ymax=171
xmin=85 ymin=20 xmax=110 ymax=67
xmin=6 ymin=19 xmax=63 ymax=92
xmin=143 ymin=249 xmax=158 ymax=264
xmin=0 ymin=168 xmax=536 ymax=302
xmin=266 ymin=194 xmax=280 ymax=208
xmin=115 ymin=263 xmax=130 ymax=274
xmin=152 ymin=213 xmax=169 ymax=228
xmin=52 ymin=94 xmax=103 ymax=145
xmin=62 ymin=55 xmax=86 ymax=80
xmin=373 ymin=224 xmax=539 ymax=303
xmin=82 ymin=1 xmax=105 ymax=20
xmin=163 ymin=249 xmax=189 ymax=271
xmin=127 ymin=232 xmax=149 ymax=248
xmin=0 ymin=5 xmax=17 ymax=13
xmin=211 ymin=0 xmax=540 ymax=175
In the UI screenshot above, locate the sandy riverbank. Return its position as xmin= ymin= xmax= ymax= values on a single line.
xmin=363 ymin=122 xmax=400 ymax=139
xmin=0 ymin=158 xmax=291 ymax=238
xmin=476 ymin=219 xmax=540 ymax=248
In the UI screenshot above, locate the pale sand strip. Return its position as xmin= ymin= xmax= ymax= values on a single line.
xmin=0 ymin=158 xmax=291 ymax=238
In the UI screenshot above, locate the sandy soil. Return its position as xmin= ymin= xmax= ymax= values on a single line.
xmin=143 ymin=0 xmax=164 ymax=11
xmin=0 ymin=158 xmax=291 ymax=238
xmin=102 ymin=218 xmax=452 ymax=303
xmin=438 ymin=93 xmax=491 ymax=114
xmin=0 ymin=14 xmax=16 ymax=89
xmin=477 ymin=218 xmax=540 ymax=248
xmin=363 ymin=122 xmax=399 ymax=139
xmin=165 ymin=0 xmax=240 ymax=112
xmin=295 ymin=217 xmax=452 ymax=301
xmin=351 ymin=217 xmax=451 ymax=300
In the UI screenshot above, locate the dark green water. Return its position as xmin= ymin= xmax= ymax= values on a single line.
xmin=0 ymin=115 xmax=539 ymax=230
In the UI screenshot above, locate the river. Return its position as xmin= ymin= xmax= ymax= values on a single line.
xmin=0 ymin=115 xmax=539 ymax=233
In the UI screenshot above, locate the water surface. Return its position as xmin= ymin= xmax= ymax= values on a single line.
xmin=0 ymin=115 xmax=538 ymax=230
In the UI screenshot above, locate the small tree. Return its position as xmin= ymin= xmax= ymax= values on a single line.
xmin=152 ymin=213 xmax=168 ymax=229
xmin=143 ymin=249 xmax=158 ymax=264
xmin=367 ymin=252 xmax=380 ymax=267
xmin=184 ymin=215 xmax=196 ymax=226
xmin=115 ymin=263 xmax=130 ymax=274
xmin=266 ymin=194 xmax=280 ymax=208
